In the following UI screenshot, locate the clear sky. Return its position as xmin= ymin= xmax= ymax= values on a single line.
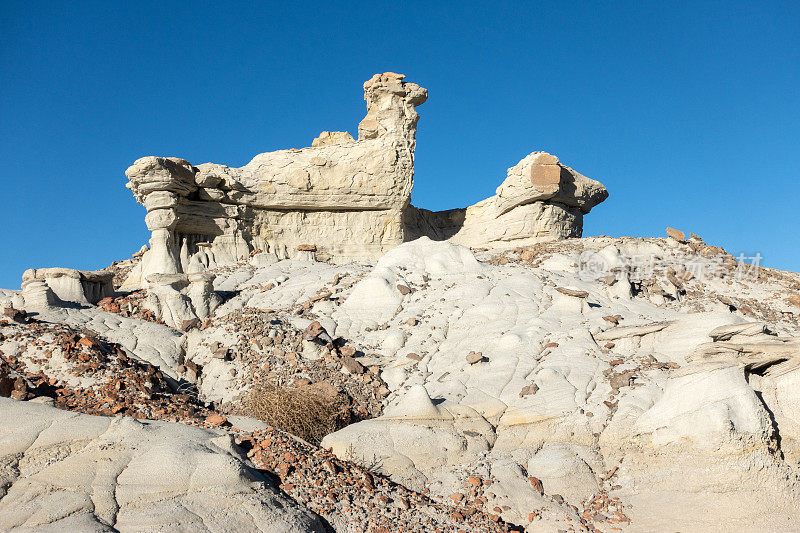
xmin=1 ymin=1 xmax=798 ymax=289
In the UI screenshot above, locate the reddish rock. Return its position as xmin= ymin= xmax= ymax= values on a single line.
xmin=666 ymin=227 xmax=686 ymax=242
xmin=181 ymin=318 xmax=200 ymax=331
xmin=341 ymin=356 xmax=365 ymax=375
xmin=303 ymin=321 xmax=328 ymax=341
xmin=529 ymin=476 xmax=544 ymax=495
xmin=465 ymin=351 xmax=484 ymax=364
xmin=297 ymin=244 xmax=317 ymax=252
xmin=3 ymin=308 xmax=26 ymax=323
xmin=339 ymin=345 xmax=357 ymax=357
xmin=556 ymin=287 xmax=589 ymax=298
xmin=205 ymin=413 xmax=228 ymax=427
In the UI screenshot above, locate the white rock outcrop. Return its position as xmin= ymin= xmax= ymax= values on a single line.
xmin=21 ymin=267 xmax=113 ymax=307
xmin=122 ymin=73 xmax=607 ymax=288
xmin=0 ymin=398 xmax=324 ymax=532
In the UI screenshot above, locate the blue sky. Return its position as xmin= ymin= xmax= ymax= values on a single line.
xmin=1 ymin=1 xmax=798 ymax=289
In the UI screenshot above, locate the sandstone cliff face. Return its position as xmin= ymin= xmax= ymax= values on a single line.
xmin=123 ymin=73 xmax=607 ymax=289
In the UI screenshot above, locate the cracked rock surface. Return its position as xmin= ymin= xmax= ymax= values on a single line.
xmin=0 ymin=398 xmax=324 ymax=532
xmin=2 ymin=234 xmax=800 ymax=531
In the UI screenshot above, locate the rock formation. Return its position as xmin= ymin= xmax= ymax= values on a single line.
xmin=122 ymin=73 xmax=607 ymax=289
xmin=0 ymin=398 xmax=324 ymax=532
xmin=9 ymin=72 xmax=799 ymax=532
xmin=3 ymin=230 xmax=800 ymax=531
xmin=21 ymin=267 xmax=113 ymax=308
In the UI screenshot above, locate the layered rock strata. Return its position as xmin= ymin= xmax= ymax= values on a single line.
xmin=21 ymin=267 xmax=113 ymax=307
xmin=123 ymin=73 xmax=607 ymax=288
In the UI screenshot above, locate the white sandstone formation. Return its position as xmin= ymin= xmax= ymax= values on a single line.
xmin=8 ymin=73 xmax=800 ymax=532
xmin=122 ymin=73 xmax=607 ymax=289
xmin=0 ymin=398 xmax=324 ymax=532
xmin=144 ymin=272 xmax=222 ymax=330
xmin=3 ymin=233 xmax=800 ymax=531
xmin=21 ymin=267 xmax=113 ymax=307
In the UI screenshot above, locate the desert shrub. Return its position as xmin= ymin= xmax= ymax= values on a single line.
xmin=246 ymin=382 xmax=348 ymax=444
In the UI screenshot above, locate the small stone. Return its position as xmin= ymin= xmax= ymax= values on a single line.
xmin=601 ymin=274 xmax=617 ymax=285
xmin=520 ymin=250 xmax=535 ymax=261
xmin=556 ymin=287 xmax=589 ymax=298
xmin=205 ymin=413 xmax=228 ymax=427
xmin=666 ymin=227 xmax=686 ymax=242
xmin=10 ymin=389 xmax=27 ymax=401
xmin=341 ymin=356 xmax=365 ymax=374
xmin=2 ymin=308 xmax=26 ymax=323
xmin=297 ymin=244 xmax=317 ymax=252
xmin=181 ymin=318 xmax=200 ymax=331
xmin=519 ymin=383 xmax=539 ymax=397
xmin=716 ymin=295 xmax=736 ymax=308
xmin=322 ymin=459 xmax=338 ymax=475
xmin=396 ymin=284 xmax=411 ymax=295
xmin=303 ymin=321 xmax=331 ymax=343
xmin=465 ymin=351 xmax=484 ymax=364
xmin=529 ymin=476 xmax=544 ymax=495
xmin=339 ymin=345 xmax=357 ymax=357
xmin=406 ymin=353 xmax=422 ymax=361
xmin=213 ymin=348 xmax=230 ymax=360
xmin=602 ymin=315 xmax=621 ymax=325
xmin=406 ymin=317 xmax=418 ymax=326
xmin=78 ymin=337 xmax=95 ymax=347
xmin=667 ymin=272 xmax=684 ymax=290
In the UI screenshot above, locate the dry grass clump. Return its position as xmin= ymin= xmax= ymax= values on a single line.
xmin=246 ymin=382 xmax=348 ymax=444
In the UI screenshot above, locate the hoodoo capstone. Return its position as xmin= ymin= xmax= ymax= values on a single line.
xmin=122 ymin=73 xmax=607 ymax=288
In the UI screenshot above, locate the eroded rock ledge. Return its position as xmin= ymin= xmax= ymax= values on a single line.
xmin=123 ymin=72 xmax=607 ymax=289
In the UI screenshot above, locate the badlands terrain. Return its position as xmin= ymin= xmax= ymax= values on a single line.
xmin=2 ymin=73 xmax=799 ymax=532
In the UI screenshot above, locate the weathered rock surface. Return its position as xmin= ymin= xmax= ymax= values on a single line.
xmin=22 ymin=267 xmax=113 ymax=307
xmin=122 ymin=73 xmax=607 ymax=288
xmin=0 ymin=398 xmax=324 ymax=532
